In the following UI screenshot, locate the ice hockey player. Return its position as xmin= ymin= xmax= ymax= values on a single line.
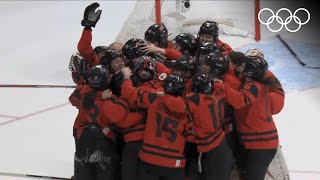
xmin=245 ymin=48 xmax=288 ymax=180
xmin=69 ymin=45 xmax=110 ymax=86
xmin=196 ymin=42 xmax=220 ymax=67
xmin=77 ymin=2 xmax=119 ymax=70
xmin=141 ymin=23 xmax=183 ymax=61
xmin=171 ymin=55 xmax=197 ymax=93
xmin=101 ymin=49 xmax=125 ymax=97
xmin=172 ymin=33 xmax=198 ymax=56
xmin=119 ymin=56 xmax=164 ymax=180
xmin=185 ymin=73 xmax=234 ymax=180
xmin=69 ymin=64 xmax=130 ymax=180
xmin=76 ymin=2 xmax=103 ymax=67
xmin=244 ymin=48 xmax=285 ymax=115
xmin=122 ymin=38 xmax=147 ymax=68
xmin=218 ymin=55 xmax=280 ymax=180
xmin=197 ymin=20 xmax=233 ymax=56
xmin=122 ymin=38 xmax=171 ymax=81
xmin=121 ymin=70 xmax=191 ymax=180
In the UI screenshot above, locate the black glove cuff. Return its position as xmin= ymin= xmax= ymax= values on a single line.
xmin=84 ymin=26 xmax=92 ymax=30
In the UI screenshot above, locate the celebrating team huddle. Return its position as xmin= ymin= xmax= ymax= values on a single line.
xmin=68 ymin=2 xmax=287 ymax=180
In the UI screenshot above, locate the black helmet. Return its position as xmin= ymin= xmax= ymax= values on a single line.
xmin=87 ymin=64 xmax=110 ymax=90
xmin=173 ymin=55 xmax=197 ymax=79
xmin=198 ymin=42 xmax=219 ymax=56
xmin=197 ymin=42 xmax=219 ymax=65
xmin=122 ymin=38 xmax=145 ymax=60
xmin=243 ymin=56 xmax=268 ymax=82
xmin=198 ymin=21 xmax=219 ymax=42
xmin=191 ymin=73 xmax=213 ymax=94
xmin=100 ymin=49 xmax=121 ymax=66
xmin=134 ymin=55 xmax=156 ymax=82
xmin=145 ymin=23 xmax=168 ymax=48
xmin=173 ymin=33 xmax=197 ymax=55
xmin=94 ymin=46 xmax=109 ymax=54
xmin=164 ymin=75 xmax=186 ymax=97
xmin=206 ymin=52 xmax=229 ymax=77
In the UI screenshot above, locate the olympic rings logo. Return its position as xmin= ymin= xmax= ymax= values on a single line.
xmin=258 ymin=8 xmax=310 ymax=32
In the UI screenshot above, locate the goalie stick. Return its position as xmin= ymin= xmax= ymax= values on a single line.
xmin=0 ymin=84 xmax=76 ymax=88
xmin=0 ymin=172 xmax=70 ymax=179
xmin=277 ymin=34 xmax=320 ymax=69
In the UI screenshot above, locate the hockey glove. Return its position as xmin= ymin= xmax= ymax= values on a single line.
xmin=81 ymin=2 xmax=102 ymax=28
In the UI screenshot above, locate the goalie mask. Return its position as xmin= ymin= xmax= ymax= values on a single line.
xmin=244 ymin=48 xmax=264 ymax=58
xmin=69 ymin=53 xmax=86 ymax=73
xmin=69 ymin=53 xmax=87 ymax=84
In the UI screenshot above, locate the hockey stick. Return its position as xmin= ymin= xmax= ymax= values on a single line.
xmin=0 ymin=171 xmax=70 ymax=179
xmin=276 ymin=34 xmax=320 ymax=69
xmin=0 ymin=84 xmax=76 ymax=88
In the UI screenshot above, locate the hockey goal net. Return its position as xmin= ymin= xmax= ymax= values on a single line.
xmin=116 ymin=0 xmax=260 ymax=45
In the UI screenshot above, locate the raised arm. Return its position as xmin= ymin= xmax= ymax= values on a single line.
xmin=77 ymin=3 xmax=102 ymax=66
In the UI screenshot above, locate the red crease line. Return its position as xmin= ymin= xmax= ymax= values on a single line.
xmin=0 ymin=115 xmax=18 ymax=119
xmin=0 ymin=102 xmax=70 ymax=126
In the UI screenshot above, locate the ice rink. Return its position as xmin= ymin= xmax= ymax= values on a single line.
xmin=0 ymin=1 xmax=320 ymax=179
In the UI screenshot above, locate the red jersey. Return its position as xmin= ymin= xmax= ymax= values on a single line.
xmin=215 ymin=67 xmax=241 ymax=133
xmin=222 ymin=81 xmax=279 ymax=149
xmin=223 ymin=66 xmax=242 ymax=90
xmin=185 ymin=79 xmax=192 ymax=93
xmin=77 ymin=28 xmax=100 ymax=66
xmin=223 ymin=68 xmax=285 ymax=114
xmin=166 ymin=41 xmax=183 ymax=60
xmin=222 ymin=68 xmax=284 ymax=136
xmin=186 ymin=89 xmax=226 ymax=153
xmin=122 ymin=79 xmax=189 ymax=168
xmin=69 ymin=85 xmax=129 ymax=141
xmin=121 ymin=80 xmax=164 ymax=143
xmin=156 ymin=62 xmax=172 ymax=81
xmin=164 ymin=48 xmax=183 ymax=60
xmin=217 ymin=39 xmax=233 ymax=56
xmin=265 ymin=71 xmax=285 ymax=114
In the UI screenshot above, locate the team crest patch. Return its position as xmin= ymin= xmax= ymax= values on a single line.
xmin=159 ymin=73 xmax=167 ymax=80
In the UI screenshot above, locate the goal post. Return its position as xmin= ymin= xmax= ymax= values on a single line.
xmin=116 ymin=0 xmax=261 ymax=44
xmin=255 ymin=0 xmax=261 ymax=41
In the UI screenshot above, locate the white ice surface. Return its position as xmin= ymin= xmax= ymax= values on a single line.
xmin=0 ymin=1 xmax=319 ymax=179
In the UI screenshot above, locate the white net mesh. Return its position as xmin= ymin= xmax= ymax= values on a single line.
xmin=116 ymin=0 xmax=256 ymax=45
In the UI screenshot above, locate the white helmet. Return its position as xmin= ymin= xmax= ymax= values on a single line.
xmin=244 ymin=48 xmax=264 ymax=58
